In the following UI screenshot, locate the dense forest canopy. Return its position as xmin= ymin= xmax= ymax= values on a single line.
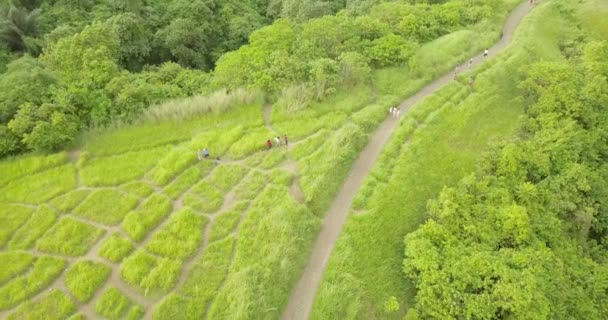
xmin=0 ymin=0 xmax=503 ymax=157
xmin=403 ymin=3 xmax=608 ymax=318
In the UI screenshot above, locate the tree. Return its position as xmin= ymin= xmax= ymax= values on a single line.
xmin=0 ymin=4 xmax=40 ymax=53
xmin=106 ymin=13 xmax=151 ymax=71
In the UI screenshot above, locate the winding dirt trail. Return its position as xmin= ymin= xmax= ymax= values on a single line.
xmin=281 ymin=2 xmax=535 ymax=319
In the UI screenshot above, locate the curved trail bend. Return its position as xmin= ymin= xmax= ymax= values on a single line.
xmin=281 ymin=2 xmax=535 ymax=320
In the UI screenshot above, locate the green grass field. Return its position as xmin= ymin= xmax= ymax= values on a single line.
xmin=0 ymin=1 xmax=557 ymax=318
xmin=311 ymin=1 xmax=593 ymax=319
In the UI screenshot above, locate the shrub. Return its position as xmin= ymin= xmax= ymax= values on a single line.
xmin=206 ymin=164 xmax=248 ymax=192
xmin=0 ymin=152 xmax=67 ymax=186
xmin=184 ymin=184 xmax=223 ymax=214
xmin=74 ymin=189 xmax=139 ymax=225
xmin=65 ymin=260 xmax=111 ymax=302
xmin=180 ymin=237 xmax=234 ymax=300
xmin=6 ymin=289 xmax=75 ymax=320
xmin=36 ymin=217 xmax=104 ymax=256
xmin=8 ymin=205 xmax=57 ymax=250
xmin=122 ymin=194 xmax=172 ymax=241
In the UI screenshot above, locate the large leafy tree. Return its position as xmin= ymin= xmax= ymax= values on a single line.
xmin=0 ymin=4 xmax=40 ymax=52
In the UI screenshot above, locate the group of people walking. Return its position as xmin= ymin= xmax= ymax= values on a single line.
xmin=389 ymin=107 xmax=401 ymax=119
xmin=268 ymin=135 xmax=288 ymax=150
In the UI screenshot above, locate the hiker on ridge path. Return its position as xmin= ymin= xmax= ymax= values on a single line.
xmin=267 ymin=139 xmax=273 ymax=150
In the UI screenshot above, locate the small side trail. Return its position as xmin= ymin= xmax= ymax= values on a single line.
xmin=281 ymin=2 xmax=535 ymax=320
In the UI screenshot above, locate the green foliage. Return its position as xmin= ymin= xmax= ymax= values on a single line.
xmin=95 ymin=287 xmax=142 ymax=320
xmin=6 ymin=289 xmax=75 ymax=320
xmin=74 ymin=189 xmax=139 ymax=225
xmin=207 ymin=164 xmax=248 ymax=192
xmin=122 ymin=193 xmax=172 ymax=241
xmin=99 ymin=233 xmax=134 ymax=263
xmin=8 ymin=205 xmax=56 ymax=250
xmin=164 ymin=164 xmax=212 ymax=199
xmin=121 ymin=250 xmax=182 ymax=294
xmin=0 ymin=251 xmax=35 ymax=284
xmin=65 ymin=260 xmax=111 ymax=302
xmin=234 ymin=171 xmax=267 ymax=201
xmin=36 ymin=217 xmax=104 ymax=256
xmin=0 ymin=256 xmax=65 ymax=310
xmin=0 ymin=164 xmax=76 ymax=204
xmin=146 ymin=208 xmax=206 ymax=259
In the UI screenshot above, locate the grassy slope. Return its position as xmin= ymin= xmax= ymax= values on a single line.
xmin=311 ymin=1 xmax=575 ymax=319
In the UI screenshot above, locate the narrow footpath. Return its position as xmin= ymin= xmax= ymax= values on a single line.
xmin=281 ymin=2 xmax=536 ymax=319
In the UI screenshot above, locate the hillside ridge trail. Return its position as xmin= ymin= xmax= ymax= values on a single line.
xmin=281 ymin=2 xmax=535 ymax=320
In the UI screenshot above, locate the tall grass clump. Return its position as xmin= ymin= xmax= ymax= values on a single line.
xmin=0 ymin=153 xmax=68 ymax=187
xmin=8 ymin=205 xmax=57 ymax=250
xmin=122 ymin=194 xmax=172 ymax=241
xmin=99 ymin=233 xmax=134 ymax=263
xmin=36 ymin=217 xmax=104 ymax=256
xmin=0 ymin=164 xmax=76 ymax=204
xmin=143 ymin=88 xmax=263 ymax=123
xmin=6 ymin=289 xmax=75 ymax=320
xmin=0 ymin=204 xmax=35 ymax=247
xmin=74 ymin=189 xmax=139 ymax=225
xmin=146 ymin=208 xmax=207 ymax=259
xmin=0 ymin=252 xmax=35 ymax=284
xmin=121 ymin=250 xmax=182 ymax=294
xmin=95 ymin=287 xmax=143 ymax=320
xmin=65 ymin=260 xmax=111 ymax=302
xmin=0 ymin=256 xmax=65 ymax=310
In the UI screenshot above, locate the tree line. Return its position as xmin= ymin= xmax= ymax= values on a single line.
xmin=0 ymin=0 xmax=503 ymax=157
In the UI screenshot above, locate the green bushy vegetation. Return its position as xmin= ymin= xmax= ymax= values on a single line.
xmin=234 ymin=171 xmax=267 ymax=201
xmin=98 ymin=233 xmax=134 ymax=263
xmin=0 ymin=256 xmax=65 ymax=310
xmin=36 ymin=217 xmax=104 ymax=256
xmin=121 ymin=250 xmax=181 ymax=295
xmin=65 ymin=260 xmax=111 ymax=302
xmin=0 ymin=153 xmax=67 ymax=186
xmin=6 ymin=289 xmax=75 ymax=320
xmin=146 ymin=208 xmax=206 ymax=259
xmin=122 ymin=194 xmax=172 ymax=241
xmin=8 ymin=205 xmax=56 ymax=250
xmin=74 ymin=189 xmax=139 ymax=225
xmin=95 ymin=287 xmax=142 ymax=320
xmin=183 ymin=184 xmax=224 ymax=214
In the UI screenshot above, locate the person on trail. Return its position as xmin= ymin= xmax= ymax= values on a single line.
xmin=284 ymin=135 xmax=289 ymax=147
xmin=469 ymin=58 xmax=473 ymax=69
xmin=484 ymin=49 xmax=489 ymax=58
xmin=396 ymin=107 xmax=401 ymax=118
xmin=267 ymin=139 xmax=273 ymax=150
xmin=275 ymin=136 xmax=281 ymax=147
xmin=197 ymin=149 xmax=203 ymax=161
xmin=500 ymin=31 xmax=504 ymax=40
xmin=389 ymin=107 xmax=394 ymax=118
xmin=454 ymin=64 xmax=459 ymax=80
xmin=468 ymin=77 xmax=475 ymax=91
xmin=203 ymin=148 xmax=210 ymax=159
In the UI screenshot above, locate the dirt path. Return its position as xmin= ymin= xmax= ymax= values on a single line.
xmin=281 ymin=3 xmax=535 ymax=320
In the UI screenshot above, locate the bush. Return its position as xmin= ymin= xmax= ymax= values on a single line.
xmin=8 ymin=205 xmax=57 ymax=250
xmin=121 ymin=250 xmax=182 ymax=294
xmin=6 ymin=289 xmax=75 ymax=320
xmin=146 ymin=208 xmax=207 ymax=259
xmin=0 ymin=204 xmax=35 ymax=247
xmin=95 ymin=287 xmax=141 ymax=320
